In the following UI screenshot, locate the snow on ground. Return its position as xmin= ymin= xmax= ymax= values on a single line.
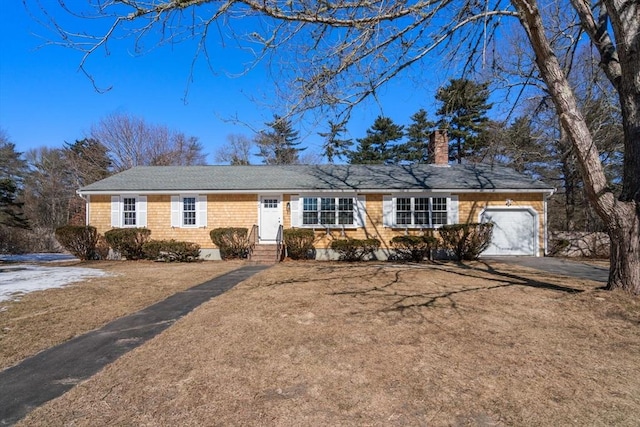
xmin=0 ymin=254 xmax=110 ymax=302
xmin=0 ymin=253 xmax=77 ymax=263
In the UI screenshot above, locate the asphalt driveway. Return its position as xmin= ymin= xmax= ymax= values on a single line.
xmin=0 ymin=264 xmax=270 ymax=426
xmin=485 ymin=256 xmax=609 ymax=283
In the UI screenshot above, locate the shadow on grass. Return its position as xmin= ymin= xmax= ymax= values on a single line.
xmin=328 ymin=260 xmax=584 ymax=314
xmin=248 ymin=264 xmax=393 ymax=289
xmin=450 ymin=260 xmax=585 ymax=294
xmin=250 ymin=260 xmax=586 ymax=317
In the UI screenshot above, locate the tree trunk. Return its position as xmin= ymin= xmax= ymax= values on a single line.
xmin=601 ymin=0 xmax=640 ymax=293
xmin=608 ymin=204 xmax=640 ymax=290
xmin=511 ymin=0 xmax=640 ymax=294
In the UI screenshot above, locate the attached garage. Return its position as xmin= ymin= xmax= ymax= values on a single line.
xmin=480 ymin=207 xmax=538 ymax=256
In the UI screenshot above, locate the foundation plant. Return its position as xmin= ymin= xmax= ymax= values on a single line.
xmin=55 ymin=226 xmax=201 ymax=262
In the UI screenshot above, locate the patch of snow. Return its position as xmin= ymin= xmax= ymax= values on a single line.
xmin=0 ymin=264 xmax=110 ymax=302
xmin=0 ymin=253 xmax=78 ymax=263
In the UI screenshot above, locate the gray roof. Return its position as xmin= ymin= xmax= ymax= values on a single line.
xmin=79 ymin=164 xmax=553 ymax=193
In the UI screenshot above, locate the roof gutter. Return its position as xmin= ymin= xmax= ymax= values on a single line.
xmin=76 ymin=190 xmax=90 ymax=226
xmin=543 ymin=187 xmax=557 ymax=256
xmin=78 ymin=188 xmax=556 ymax=196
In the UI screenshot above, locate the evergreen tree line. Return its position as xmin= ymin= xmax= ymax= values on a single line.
xmin=219 ymin=78 xmax=495 ymax=166
xmin=334 ymin=79 xmax=493 ymax=165
xmin=221 ymin=74 xmax=622 ymax=233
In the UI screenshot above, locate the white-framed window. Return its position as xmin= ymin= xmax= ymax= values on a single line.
xmin=182 ymin=197 xmax=197 ymax=226
xmin=263 ymin=198 xmax=279 ymax=209
xmin=291 ymin=194 xmax=366 ymax=228
xmin=171 ymin=195 xmax=207 ymax=228
xmin=383 ymin=194 xmax=457 ymax=228
xmin=303 ymin=196 xmax=354 ymax=226
xmin=123 ymin=197 xmax=137 ymax=226
xmin=111 ymin=195 xmax=147 ymax=228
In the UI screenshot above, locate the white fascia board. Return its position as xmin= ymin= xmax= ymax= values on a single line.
xmin=364 ymin=188 xmax=555 ymax=194
xmin=80 ymin=188 xmax=360 ymax=195
xmin=79 ymin=187 xmax=555 ymax=196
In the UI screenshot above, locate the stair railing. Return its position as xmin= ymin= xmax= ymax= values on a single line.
xmin=247 ymin=224 xmax=258 ymax=259
xmin=275 ymin=224 xmax=285 ymax=262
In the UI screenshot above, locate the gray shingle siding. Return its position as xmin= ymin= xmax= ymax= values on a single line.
xmin=79 ymin=164 xmax=553 ymax=193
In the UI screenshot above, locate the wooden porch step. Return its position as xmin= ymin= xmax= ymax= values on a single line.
xmin=249 ymin=244 xmax=283 ymax=263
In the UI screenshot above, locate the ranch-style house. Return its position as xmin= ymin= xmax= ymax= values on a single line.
xmin=78 ymin=132 xmax=555 ymax=260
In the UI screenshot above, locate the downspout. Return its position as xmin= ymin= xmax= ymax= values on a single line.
xmin=543 ymin=188 xmax=556 ymax=256
xmin=77 ymin=190 xmax=90 ymax=226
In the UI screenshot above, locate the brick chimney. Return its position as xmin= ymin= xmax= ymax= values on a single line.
xmin=428 ymin=130 xmax=449 ymax=166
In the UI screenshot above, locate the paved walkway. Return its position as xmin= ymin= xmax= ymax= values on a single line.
xmin=0 ymin=264 xmax=269 ymax=426
xmin=485 ymin=257 xmax=609 ymax=283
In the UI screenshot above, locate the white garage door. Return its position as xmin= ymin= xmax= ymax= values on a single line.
xmin=481 ymin=208 xmax=537 ymax=256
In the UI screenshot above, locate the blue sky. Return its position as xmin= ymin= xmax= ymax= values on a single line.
xmin=0 ymin=2 xmax=481 ymax=164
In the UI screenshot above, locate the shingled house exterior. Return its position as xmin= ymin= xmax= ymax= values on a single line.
xmin=78 ymin=159 xmax=555 ymax=260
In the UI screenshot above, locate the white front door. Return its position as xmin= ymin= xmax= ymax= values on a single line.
xmin=259 ymin=196 xmax=282 ymax=242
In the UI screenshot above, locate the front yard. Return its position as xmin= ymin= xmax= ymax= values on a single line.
xmin=3 ymin=260 xmax=640 ymax=426
xmin=0 ymin=260 xmax=242 ymax=370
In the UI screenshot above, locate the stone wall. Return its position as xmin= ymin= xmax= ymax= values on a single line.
xmin=549 ymin=231 xmax=610 ymax=258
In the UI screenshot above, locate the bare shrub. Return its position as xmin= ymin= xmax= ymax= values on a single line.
xmin=104 ymin=228 xmax=151 ymax=260
xmin=210 ymin=228 xmax=249 ymax=259
xmin=390 ymin=235 xmax=438 ymax=262
xmin=439 ymin=223 xmax=494 ymax=261
xmin=283 ymin=229 xmax=315 ymax=260
xmin=330 ymin=238 xmax=381 ymax=261
xmin=54 ymin=225 xmax=99 ymax=260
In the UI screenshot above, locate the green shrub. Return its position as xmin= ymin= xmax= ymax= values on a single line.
xmin=283 ymin=228 xmax=315 ymax=260
xmin=104 ymin=228 xmax=151 ymax=260
xmin=142 ymin=240 xmax=201 ymax=262
xmin=390 ymin=235 xmax=438 ymax=262
xmin=210 ymin=227 xmax=249 ymax=259
xmin=439 ymin=223 xmax=494 ymax=261
xmin=54 ymin=225 xmax=99 ymax=260
xmin=330 ymin=238 xmax=381 ymax=261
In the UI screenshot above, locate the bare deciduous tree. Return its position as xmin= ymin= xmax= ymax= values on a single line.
xmin=90 ymin=113 xmax=206 ymax=171
xmin=23 ymin=147 xmax=73 ymax=230
xmin=215 ymin=134 xmax=254 ymax=165
xmin=32 ymin=0 xmax=640 ymax=292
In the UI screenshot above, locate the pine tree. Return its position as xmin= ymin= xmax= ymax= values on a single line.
xmin=395 ymin=109 xmax=436 ymax=163
xmin=435 ymin=78 xmax=492 ymax=163
xmin=318 ymin=120 xmax=352 ymax=163
xmin=255 ymin=115 xmax=306 ymax=165
xmin=64 ymin=139 xmax=112 ymax=187
xmin=0 ymin=179 xmax=29 ymax=229
xmin=0 ymin=133 xmax=29 ymax=229
xmin=347 ymin=116 xmax=404 ymax=164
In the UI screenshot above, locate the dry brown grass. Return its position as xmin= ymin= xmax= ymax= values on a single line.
xmin=12 ymin=261 xmax=640 ymax=426
xmin=0 ymin=260 xmax=242 ymax=370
